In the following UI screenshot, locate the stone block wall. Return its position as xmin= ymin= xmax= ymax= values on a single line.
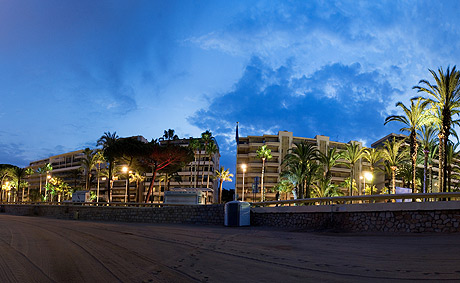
xmin=0 ymin=204 xmax=225 ymax=225
xmin=251 ymin=206 xmax=460 ymax=233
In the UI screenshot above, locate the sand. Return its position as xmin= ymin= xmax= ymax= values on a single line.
xmin=0 ymin=215 xmax=459 ymax=282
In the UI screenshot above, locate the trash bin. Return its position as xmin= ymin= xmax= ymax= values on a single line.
xmin=224 ymin=201 xmax=250 ymax=226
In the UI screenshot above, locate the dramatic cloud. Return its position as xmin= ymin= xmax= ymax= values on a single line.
xmin=189 ymin=57 xmax=402 ymax=172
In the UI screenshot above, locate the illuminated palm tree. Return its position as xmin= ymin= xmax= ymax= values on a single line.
xmin=382 ymin=138 xmax=407 ymax=194
xmin=312 ymin=177 xmax=343 ymax=198
xmin=414 ymin=66 xmax=460 ymax=192
xmin=215 ymin=166 xmax=233 ymax=204
xmin=37 ymin=163 xmax=52 ymax=196
xmin=256 ymin=144 xmax=272 ymax=201
xmin=385 ymin=97 xmax=434 ymax=193
xmin=342 ymin=142 xmax=364 ymax=196
xmin=282 ymin=142 xmax=319 ymax=199
xmin=363 ymin=148 xmax=382 ymax=195
xmin=274 ymin=179 xmax=294 ymax=200
xmin=417 ymin=125 xmax=437 ymax=193
xmin=11 ymin=167 xmax=32 ymax=202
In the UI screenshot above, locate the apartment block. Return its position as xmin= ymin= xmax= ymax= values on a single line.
xmin=236 ymin=131 xmax=371 ymax=202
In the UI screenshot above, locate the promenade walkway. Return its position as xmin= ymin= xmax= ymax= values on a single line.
xmin=0 ymin=215 xmax=459 ymax=282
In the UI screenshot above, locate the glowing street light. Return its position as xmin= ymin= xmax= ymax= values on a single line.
xmin=361 ymin=171 xmax=373 ymax=195
xmin=241 ymin=164 xmax=247 ymax=201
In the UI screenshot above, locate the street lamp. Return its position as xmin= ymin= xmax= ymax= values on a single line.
xmin=241 ymin=164 xmax=247 ymax=201
xmin=122 ymin=166 xmax=129 ymax=203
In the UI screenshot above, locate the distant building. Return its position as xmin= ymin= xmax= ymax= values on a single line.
xmin=26 ymin=136 xmax=220 ymax=203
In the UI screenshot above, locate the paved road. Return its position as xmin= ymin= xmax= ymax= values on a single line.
xmin=0 ymin=215 xmax=460 ymax=282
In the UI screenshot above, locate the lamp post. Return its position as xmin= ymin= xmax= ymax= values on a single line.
xmin=122 ymin=166 xmax=129 ymax=203
xmin=241 ymin=164 xmax=247 ymax=201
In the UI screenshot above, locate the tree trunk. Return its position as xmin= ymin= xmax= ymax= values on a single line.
xmin=391 ymin=168 xmax=396 ymax=194
xmin=423 ymin=148 xmax=428 ymax=194
xmin=206 ymin=154 xmax=211 ymax=189
xmin=108 ymin=162 xmax=113 ymax=202
xmin=349 ymin=166 xmax=354 ymax=196
xmin=438 ymin=134 xmax=444 ymax=192
xmin=260 ymin=158 xmax=265 ymax=202
xmin=411 ymin=132 xmax=418 ymax=193
xmin=219 ymin=180 xmax=223 ymax=204
xmin=196 ymin=150 xmax=201 ymax=188
xmin=145 ymin=168 xmax=157 ymax=203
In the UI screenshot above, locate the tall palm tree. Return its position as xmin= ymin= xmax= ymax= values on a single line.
xmin=445 ymin=142 xmax=460 ymax=192
xmin=205 ymin=141 xmax=218 ymax=189
xmin=418 ymin=125 xmax=437 ymax=193
xmin=256 ymin=144 xmax=272 ymax=201
xmin=381 ymin=138 xmax=407 ymax=194
xmin=318 ymin=147 xmax=343 ymax=181
xmin=200 ymin=131 xmax=213 ymax=186
xmin=97 ymin=131 xmax=119 ymax=202
xmin=363 ymin=148 xmax=382 ymax=195
xmin=188 ymin=138 xmax=200 ymax=188
xmin=342 ymin=142 xmax=364 ymax=196
xmin=282 ymin=142 xmax=319 ymax=199
xmin=385 ymin=98 xmax=434 ymax=193
xmin=37 ymin=163 xmax=53 ymax=196
xmin=414 ymin=66 xmax=460 ymax=192
xmin=215 ymin=166 xmax=233 ymax=204
xmin=81 ymin=148 xmax=98 ymax=191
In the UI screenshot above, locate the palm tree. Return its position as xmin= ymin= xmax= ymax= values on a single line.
xmin=205 ymin=141 xmax=218 ymax=189
xmin=200 ymin=130 xmax=213 ymax=186
xmin=318 ymin=147 xmax=343 ymax=181
xmin=11 ymin=167 xmax=32 ymax=202
xmin=342 ymin=142 xmax=364 ymax=196
xmin=446 ymin=142 xmax=460 ymax=192
xmin=215 ymin=166 xmax=233 ymax=204
xmin=188 ymin=138 xmax=200 ymax=188
xmin=256 ymin=144 xmax=272 ymax=201
xmin=280 ymin=163 xmax=305 ymax=200
xmin=363 ymin=148 xmax=382 ymax=195
xmin=97 ymin=131 xmax=119 ymax=202
xmin=418 ymin=125 xmax=438 ymax=193
xmin=274 ymin=179 xmax=294 ymax=200
xmin=312 ymin=177 xmax=344 ymax=198
xmin=163 ymin=129 xmax=179 ymax=142
xmin=382 ymin=138 xmax=407 ymax=194
xmin=414 ymin=66 xmax=460 ymax=192
xmin=81 ymin=148 xmax=98 ymax=191
xmin=282 ymin=142 xmax=319 ymax=199
xmin=37 ymin=163 xmax=52 ymax=196
xmin=385 ymin=98 xmax=434 ymax=193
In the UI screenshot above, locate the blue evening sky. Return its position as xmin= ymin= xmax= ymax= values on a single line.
xmin=1 ymin=1 xmax=460 ymax=188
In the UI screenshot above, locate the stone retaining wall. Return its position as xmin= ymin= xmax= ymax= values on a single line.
xmin=0 ymin=204 xmax=225 ymax=225
xmin=251 ymin=201 xmax=460 ymax=233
